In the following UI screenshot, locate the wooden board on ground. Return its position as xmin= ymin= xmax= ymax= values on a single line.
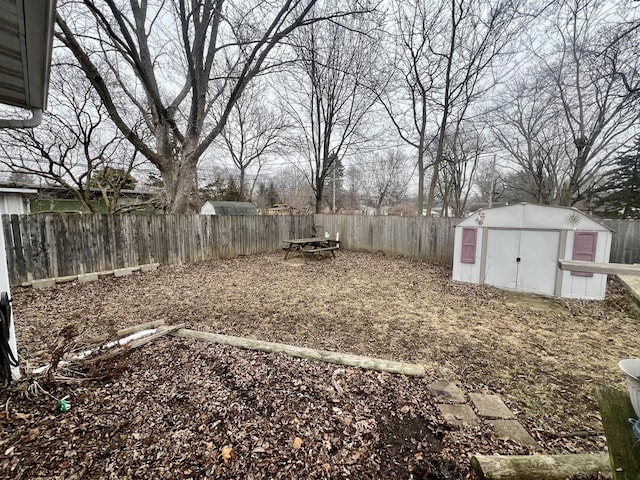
xmin=596 ymin=385 xmax=640 ymax=480
xmin=172 ymin=328 xmax=425 ymax=377
xmin=558 ymin=260 xmax=640 ymax=276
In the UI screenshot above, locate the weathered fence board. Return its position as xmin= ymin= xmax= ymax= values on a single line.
xmin=3 ymin=214 xmax=639 ymax=286
xmin=603 ymin=219 xmax=640 ymax=265
xmin=315 ymin=214 xmax=457 ymax=264
xmin=2 ymin=214 xmax=315 ymax=285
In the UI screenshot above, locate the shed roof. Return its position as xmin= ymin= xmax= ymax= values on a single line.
xmin=201 ymin=201 xmax=258 ymax=215
xmin=456 ymin=203 xmax=613 ymax=232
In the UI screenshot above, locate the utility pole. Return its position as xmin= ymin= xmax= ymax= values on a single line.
xmin=332 ymin=163 xmax=336 ymax=212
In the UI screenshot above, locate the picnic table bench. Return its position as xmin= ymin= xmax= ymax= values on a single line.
xmin=283 ymin=237 xmax=340 ymax=263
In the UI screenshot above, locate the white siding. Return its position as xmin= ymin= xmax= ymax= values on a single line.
xmin=560 ymin=230 xmax=612 ymax=300
xmin=452 ymin=204 xmax=613 ymax=300
xmin=452 ymin=226 xmax=483 ymax=283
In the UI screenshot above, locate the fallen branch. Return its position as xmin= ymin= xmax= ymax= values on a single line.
xmin=331 ymin=368 xmax=345 ymax=394
xmin=171 ymin=328 xmax=426 ymax=377
xmin=470 ymin=453 xmax=612 ymax=480
xmin=79 ymin=320 xmax=166 ymax=346
xmin=85 ymin=324 xmax=185 ymax=364
xmin=26 ymin=320 xmax=166 ymax=360
xmin=30 ymin=324 xmax=183 ymax=375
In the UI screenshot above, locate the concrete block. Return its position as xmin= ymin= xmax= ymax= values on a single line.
xmin=113 ymin=268 xmax=133 ymax=277
xmin=488 ymin=419 xmax=540 ymax=449
xmin=469 ymin=393 xmax=515 ymax=419
xmin=32 ymin=279 xmax=56 ymax=289
xmin=437 ymin=403 xmax=480 ymax=427
xmin=78 ymin=273 xmax=99 ymax=283
xmin=428 ymin=381 xmax=466 ymax=403
xmin=140 ymin=263 xmax=159 ymax=273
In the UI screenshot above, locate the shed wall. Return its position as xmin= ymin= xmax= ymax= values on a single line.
xmin=452 ymin=226 xmax=483 ymax=283
xmin=452 ymin=204 xmax=613 ymax=300
xmin=559 ymin=230 xmax=612 ymax=299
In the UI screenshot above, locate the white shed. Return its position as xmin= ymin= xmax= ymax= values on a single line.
xmin=200 ymin=201 xmax=258 ymax=215
xmin=452 ymin=203 xmax=613 ymax=300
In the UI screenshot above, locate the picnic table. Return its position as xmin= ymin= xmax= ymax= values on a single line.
xmin=283 ymin=237 xmax=340 ymax=263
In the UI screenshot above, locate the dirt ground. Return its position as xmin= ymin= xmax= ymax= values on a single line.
xmin=2 ymin=250 xmax=639 ymax=479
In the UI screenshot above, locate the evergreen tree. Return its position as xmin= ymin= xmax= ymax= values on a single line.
xmin=266 ymin=181 xmax=280 ymax=207
xmin=595 ymin=137 xmax=640 ymax=218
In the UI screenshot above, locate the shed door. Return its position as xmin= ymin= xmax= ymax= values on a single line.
xmin=485 ymin=230 xmax=519 ymax=290
xmin=484 ymin=229 xmax=560 ymax=296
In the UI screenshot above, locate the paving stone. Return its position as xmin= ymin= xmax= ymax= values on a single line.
xmin=78 ymin=273 xmax=99 ymax=283
xmin=469 ymin=393 xmax=515 ymax=419
xmin=140 ymin=263 xmax=159 ymax=273
xmin=427 ymin=381 xmax=466 ymax=403
xmin=32 ymin=279 xmax=56 ymax=289
xmin=437 ymin=403 xmax=480 ymax=427
xmin=488 ymin=419 xmax=540 ymax=449
xmin=113 ymin=267 xmax=133 ymax=277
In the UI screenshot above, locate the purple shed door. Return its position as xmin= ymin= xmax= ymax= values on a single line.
xmin=461 ymin=227 xmax=477 ymax=264
xmin=571 ymin=232 xmax=597 ymax=277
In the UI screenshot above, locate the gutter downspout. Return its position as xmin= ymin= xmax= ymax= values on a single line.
xmin=0 ymin=108 xmax=43 ymax=129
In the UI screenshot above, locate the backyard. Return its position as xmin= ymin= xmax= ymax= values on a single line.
xmin=2 ymin=250 xmax=639 ymax=479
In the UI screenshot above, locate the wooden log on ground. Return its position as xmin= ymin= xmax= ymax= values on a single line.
xmin=79 ymin=320 xmax=166 ymax=346
xmin=596 ymin=385 xmax=640 ymax=480
xmin=85 ymin=324 xmax=185 ymax=364
xmin=558 ymin=259 xmax=640 ymax=276
xmin=172 ymin=328 xmax=425 ymax=377
xmin=470 ymin=453 xmax=612 ymax=480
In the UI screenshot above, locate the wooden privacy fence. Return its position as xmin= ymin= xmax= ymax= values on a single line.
xmin=3 ymin=214 xmax=314 ymax=285
xmin=316 ymin=214 xmax=457 ymax=264
xmin=603 ymin=219 xmax=640 ymax=264
xmin=2 ymin=214 xmax=639 ymax=286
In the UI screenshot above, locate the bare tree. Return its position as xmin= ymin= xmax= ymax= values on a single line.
xmin=272 ymin=166 xmax=314 ymax=212
xmin=0 ymin=60 xmax=145 ymax=214
xmin=533 ymin=0 xmax=640 ymax=205
xmin=55 ymin=0 xmax=371 ymax=213
xmin=280 ymin=1 xmax=381 ymax=213
xmin=382 ymin=0 xmax=526 ymax=216
xmin=438 ymin=126 xmax=485 ymax=216
xmin=354 ymin=150 xmax=412 ymax=215
xmin=490 ymin=78 xmax=567 ymax=204
xmin=215 ymin=82 xmax=288 ymax=202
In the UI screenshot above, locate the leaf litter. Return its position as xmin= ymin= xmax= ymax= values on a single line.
xmin=3 ymin=251 xmax=639 ymax=479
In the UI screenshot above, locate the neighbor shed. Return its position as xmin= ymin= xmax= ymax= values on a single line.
xmin=200 ymin=201 xmax=258 ymax=215
xmin=452 ymin=203 xmax=613 ymax=300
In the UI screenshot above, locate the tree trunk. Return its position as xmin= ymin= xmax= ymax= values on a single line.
xmin=315 ymin=178 xmax=325 ymax=213
xmin=416 ymin=145 xmax=425 ymax=216
xmin=162 ymin=158 xmax=199 ymax=214
xmin=159 ymin=133 xmax=200 ymax=213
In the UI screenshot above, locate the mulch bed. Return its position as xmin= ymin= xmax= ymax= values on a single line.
xmin=2 ymin=251 xmax=638 ymax=478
